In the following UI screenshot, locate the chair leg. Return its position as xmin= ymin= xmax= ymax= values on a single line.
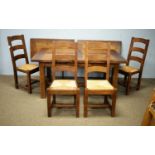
xmin=137 ymin=72 xmax=142 ymax=90
xmin=47 ymin=93 xmax=52 ymax=117
xmin=27 ymin=73 xmax=32 ymax=94
xmin=84 ymin=90 xmax=88 ymax=117
xmin=111 ymin=93 xmax=116 ymax=117
xmin=53 ymin=95 xmax=56 ymax=104
xmin=124 ymin=75 xmax=127 ymax=86
xmin=14 ymin=71 xmax=19 ymax=89
xmin=126 ymin=75 xmax=131 ymax=95
xmin=76 ymin=92 xmax=80 ymax=118
xmin=47 ymin=67 xmax=52 ymax=82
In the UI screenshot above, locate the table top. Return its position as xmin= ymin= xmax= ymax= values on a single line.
xmin=32 ymin=50 xmax=127 ymax=64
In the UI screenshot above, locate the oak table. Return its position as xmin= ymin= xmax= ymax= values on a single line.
xmin=32 ymin=50 xmax=127 ymax=98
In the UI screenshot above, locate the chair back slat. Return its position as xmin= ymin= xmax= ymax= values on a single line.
xmin=14 ymin=54 xmax=27 ymax=61
xmin=129 ymin=56 xmax=143 ymax=64
xmin=131 ymin=47 xmax=145 ymax=54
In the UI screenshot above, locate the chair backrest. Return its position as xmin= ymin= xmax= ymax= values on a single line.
xmin=127 ymin=37 xmax=149 ymax=71
xmin=52 ymin=40 xmax=78 ymax=81
xmin=7 ymin=35 xmax=29 ymax=71
xmin=30 ymin=38 xmax=75 ymax=58
xmin=84 ymin=41 xmax=111 ymax=87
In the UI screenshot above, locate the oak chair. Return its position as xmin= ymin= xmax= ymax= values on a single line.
xmin=7 ymin=35 xmax=39 ymax=94
xmin=30 ymin=38 xmax=75 ymax=81
xmin=83 ymin=41 xmax=117 ymax=117
xmin=141 ymin=90 xmax=155 ymax=126
xmin=47 ymin=41 xmax=80 ymax=117
xmin=119 ymin=37 xmax=149 ymax=95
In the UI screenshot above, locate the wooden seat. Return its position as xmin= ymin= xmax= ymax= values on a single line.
xmin=47 ymin=41 xmax=80 ymax=117
xmin=141 ymin=90 xmax=155 ymax=126
xmin=119 ymin=37 xmax=149 ymax=95
xmin=83 ymin=41 xmax=117 ymax=117
xmin=7 ymin=35 xmax=39 ymax=94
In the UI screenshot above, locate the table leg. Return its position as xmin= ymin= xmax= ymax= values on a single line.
xmin=39 ymin=62 xmax=46 ymax=98
xmin=112 ymin=64 xmax=119 ymax=88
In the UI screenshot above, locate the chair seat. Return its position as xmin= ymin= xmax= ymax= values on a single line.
xmin=17 ymin=64 xmax=38 ymax=71
xmin=87 ymin=80 xmax=114 ymax=90
xmin=50 ymin=80 xmax=77 ymax=90
xmin=120 ymin=65 xmax=139 ymax=73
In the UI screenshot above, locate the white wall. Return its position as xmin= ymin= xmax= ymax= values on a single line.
xmin=0 ymin=29 xmax=155 ymax=78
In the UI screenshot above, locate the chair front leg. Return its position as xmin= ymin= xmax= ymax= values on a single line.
xmin=27 ymin=73 xmax=32 ymax=94
xmin=137 ymin=72 xmax=142 ymax=90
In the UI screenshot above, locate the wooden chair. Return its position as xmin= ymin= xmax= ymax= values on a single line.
xmin=83 ymin=41 xmax=117 ymax=117
xmin=30 ymin=38 xmax=75 ymax=81
xmin=141 ymin=90 xmax=155 ymax=126
xmin=47 ymin=41 xmax=80 ymax=117
xmin=119 ymin=37 xmax=149 ymax=95
xmin=7 ymin=35 xmax=39 ymax=94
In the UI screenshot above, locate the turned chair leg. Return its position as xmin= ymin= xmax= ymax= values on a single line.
xmin=111 ymin=93 xmax=116 ymax=117
xmin=137 ymin=72 xmax=142 ymax=90
xmin=126 ymin=75 xmax=131 ymax=95
xmin=84 ymin=90 xmax=88 ymax=117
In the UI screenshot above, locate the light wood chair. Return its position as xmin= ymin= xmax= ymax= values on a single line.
xmin=119 ymin=37 xmax=149 ymax=95
xmin=83 ymin=41 xmax=117 ymax=117
xmin=7 ymin=35 xmax=39 ymax=94
xmin=47 ymin=41 xmax=80 ymax=117
xmin=141 ymin=90 xmax=155 ymax=126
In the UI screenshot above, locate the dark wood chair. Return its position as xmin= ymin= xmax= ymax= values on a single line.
xmin=30 ymin=38 xmax=75 ymax=81
xmin=141 ymin=90 xmax=155 ymax=126
xmin=119 ymin=37 xmax=149 ymax=95
xmin=47 ymin=41 xmax=80 ymax=117
xmin=83 ymin=41 xmax=117 ymax=117
xmin=7 ymin=35 xmax=39 ymax=94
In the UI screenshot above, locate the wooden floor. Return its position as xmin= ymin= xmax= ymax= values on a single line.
xmin=0 ymin=75 xmax=155 ymax=126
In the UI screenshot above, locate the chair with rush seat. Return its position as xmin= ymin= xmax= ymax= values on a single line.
xmin=47 ymin=41 xmax=80 ymax=117
xmin=7 ymin=35 xmax=39 ymax=94
xmin=83 ymin=41 xmax=117 ymax=117
xmin=119 ymin=37 xmax=149 ymax=95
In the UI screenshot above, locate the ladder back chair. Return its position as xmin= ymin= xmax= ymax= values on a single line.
xmin=119 ymin=37 xmax=149 ymax=95
xmin=84 ymin=41 xmax=117 ymax=117
xmin=47 ymin=41 xmax=80 ymax=117
xmin=7 ymin=35 xmax=39 ymax=94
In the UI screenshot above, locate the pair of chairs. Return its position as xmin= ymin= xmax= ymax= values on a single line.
xmin=47 ymin=41 xmax=117 ymax=117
